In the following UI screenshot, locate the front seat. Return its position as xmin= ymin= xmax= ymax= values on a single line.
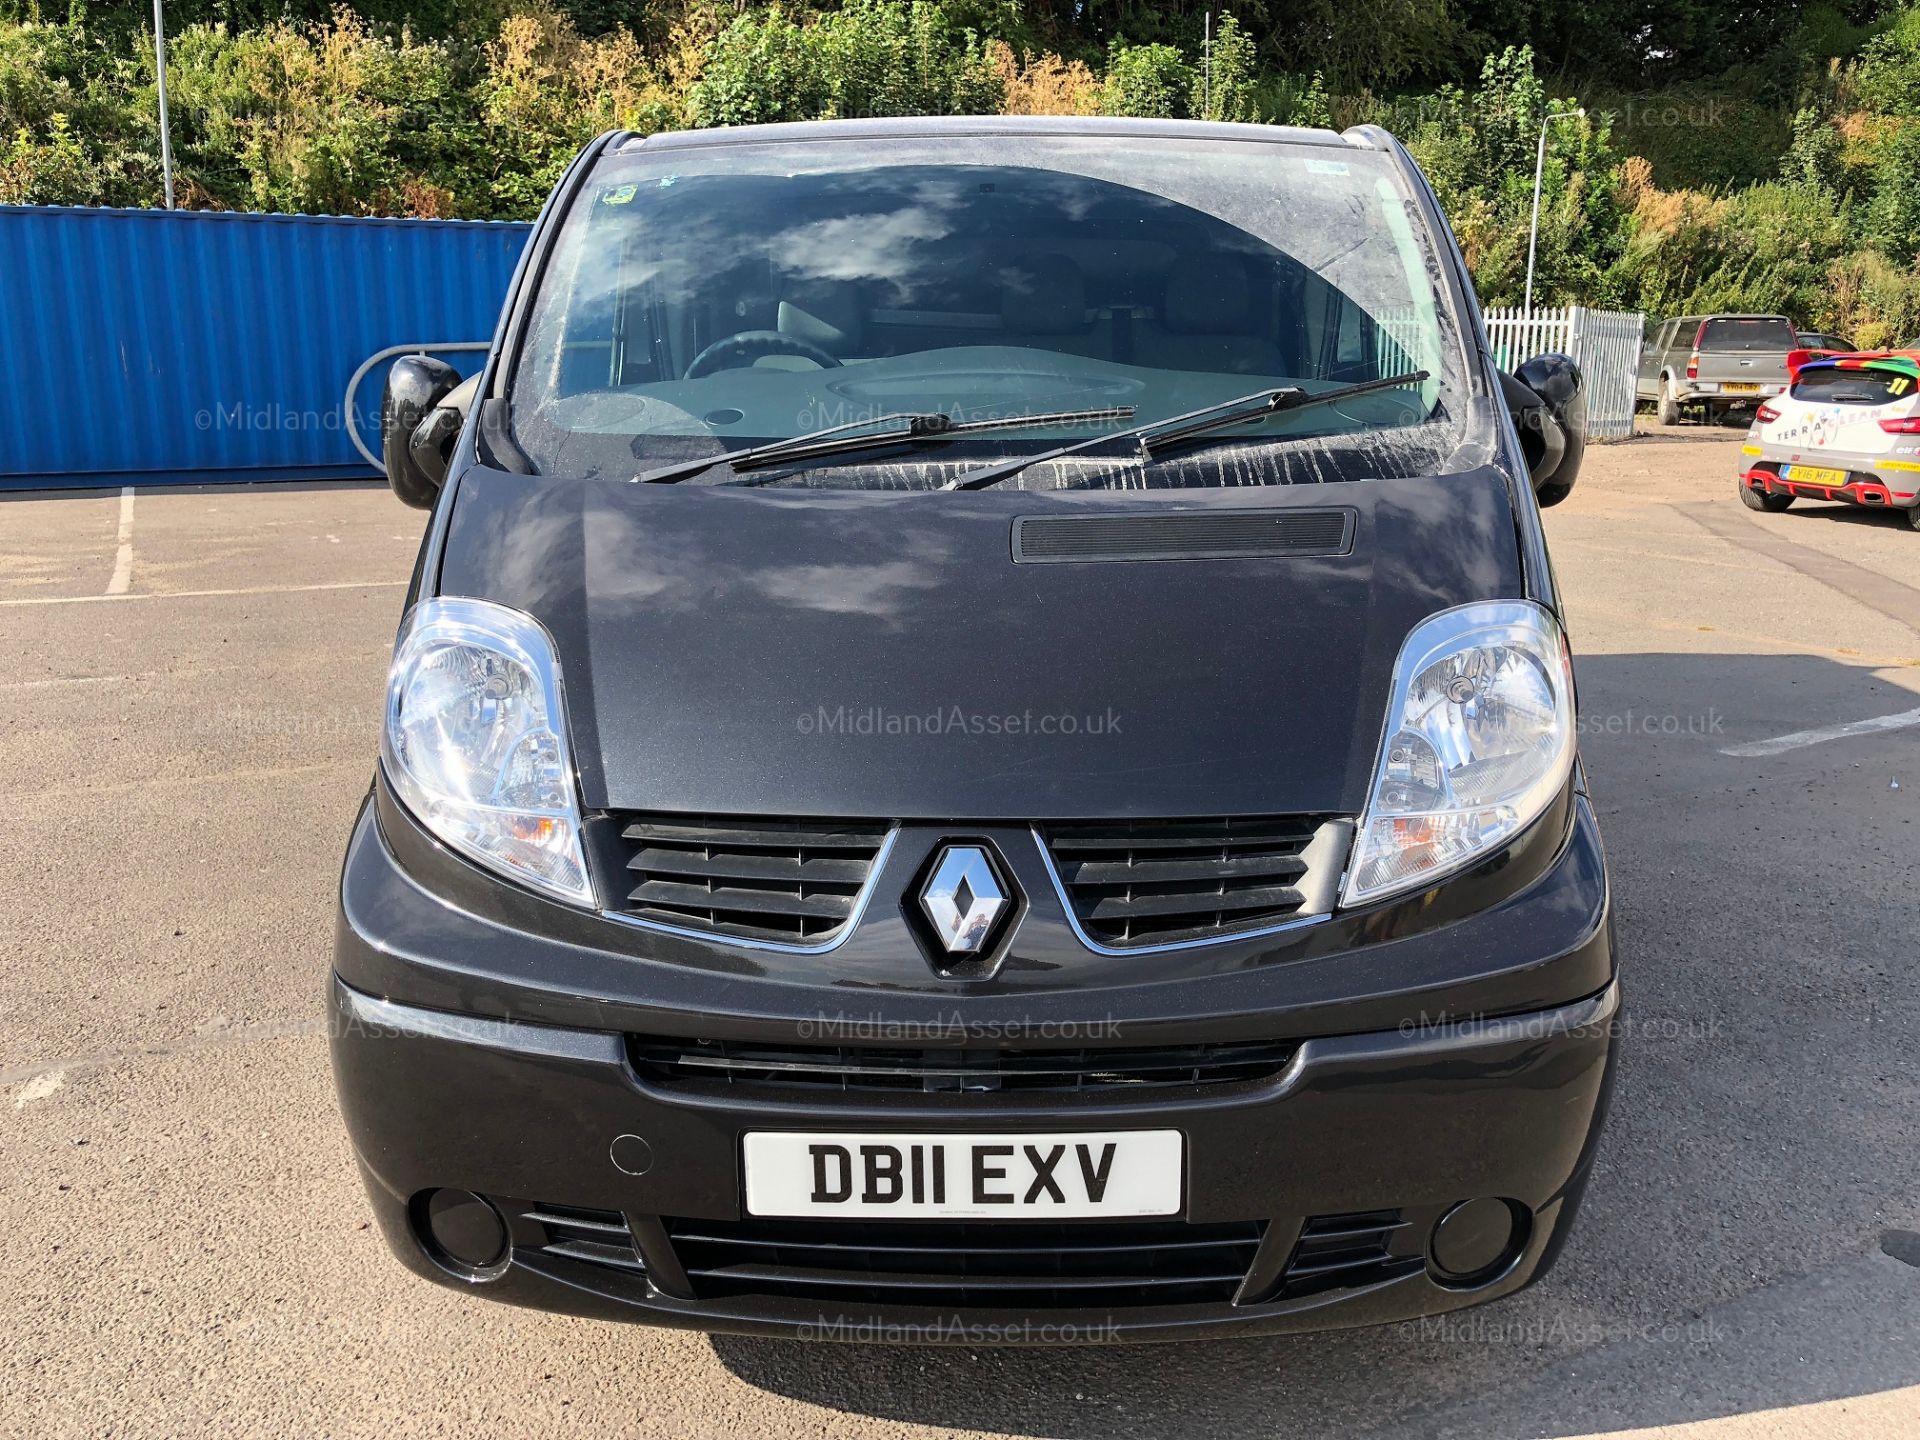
xmin=996 ymin=254 xmax=1105 ymax=359
xmin=1152 ymin=261 xmax=1282 ymax=375
xmin=777 ymin=280 xmax=866 ymax=358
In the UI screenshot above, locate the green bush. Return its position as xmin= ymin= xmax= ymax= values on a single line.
xmin=1 ymin=112 xmax=96 ymax=204
xmin=1098 ymin=40 xmax=1191 ymax=117
xmin=144 ymin=17 xmax=472 ymax=215
xmin=1276 ymin=70 xmax=1331 ymax=127
xmin=7 ymin=0 xmax=1920 ymax=341
xmin=814 ymin=0 xmax=1004 ymax=117
xmin=477 ymin=8 xmax=669 ymax=214
xmin=1579 ymin=81 xmax=1792 ymax=192
xmin=1826 ymin=248 xmax=1920 ymax=348
xmin=688 ymin=9 xmax=829 ymax=125
xmin=1854 ymin=4 xmax=1920 ymax=119
xmin=1398 ymin=47 xmax=1628 ymax=306
xmin=690 ymin=0 xmax=1002 ymax=126
xmin=1867 ymin=122 xmax=1920 ymax=265
xmin=1691 ymin=182 xmax=1853 ymax=313
xmin=1274 ymin=0 xmax=1458 ymax=91
xmin=0 ymin=16 xmax=153 ymax=206
xmin=1781 ymin=104 xmax=1845 ymax=194
xmin=1190 ymin=12 xmax=1256 ymax=121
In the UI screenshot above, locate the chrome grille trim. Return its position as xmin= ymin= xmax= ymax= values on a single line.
xmin=629 ymin=1034 xmax=1303 ymax=1093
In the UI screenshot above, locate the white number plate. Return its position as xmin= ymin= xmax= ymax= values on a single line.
xmin=742 ymin=1129 xmax=1184 ymax=1219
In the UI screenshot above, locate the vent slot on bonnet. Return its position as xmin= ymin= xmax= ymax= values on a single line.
xmin=1013 ymin=509 xmax=1354 ymax=563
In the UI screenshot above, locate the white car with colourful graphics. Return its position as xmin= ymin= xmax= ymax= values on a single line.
xmin=1741 ymin=352 xmax=1920 ymax=529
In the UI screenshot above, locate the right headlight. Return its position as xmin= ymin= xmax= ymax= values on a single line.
xmin=1342 ymin=600 xmax=1575 ymax=907
xmin=382 ymin=596 xmax=594 ymax=907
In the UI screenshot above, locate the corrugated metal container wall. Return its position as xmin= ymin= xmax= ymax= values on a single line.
xmin=0 ymin=206 xmax=531 ymax=486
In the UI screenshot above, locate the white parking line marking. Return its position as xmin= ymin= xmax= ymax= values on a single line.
xmin=0 ymin=1021 xmax=325 ymax=1087
xmin=105 ymin=486 xmax=135 ymax=595
xmin=0 ymin=675 xmax=124 ymax=691
xmin=1721 ymin=704 xmax=1920 ymax=757
xmin=0 ymin=579 xmax=406 ymax=608
xmin=0 ymin=760 xmax=348 ymax=806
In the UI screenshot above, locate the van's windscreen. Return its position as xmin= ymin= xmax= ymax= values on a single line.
xmin=508 ymin=135 xmax=1467 ymax=489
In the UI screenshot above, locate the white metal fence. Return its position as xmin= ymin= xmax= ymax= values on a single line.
xmin=1482 ymin=305 xmax=1646 ymax=442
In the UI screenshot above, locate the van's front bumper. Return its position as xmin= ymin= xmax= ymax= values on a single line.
xmin=330 ymin=786 xmax=1619 ymax=1342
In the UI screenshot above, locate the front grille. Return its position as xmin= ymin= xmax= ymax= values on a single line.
xmin=1278 ymin=1210 xmax=1419 ymax=1297
xmin=1042 ymin=816 xmax=1339 ymax=947
xmin=501 ymin=1198 xmax=1419 ymax=1312
xmin=665 ymin=1216 xmax=1264 ymax=1307
xmin=630 ymin=1036 xmax=1298 ymax=1094
xmin=608 ymin=813 xmax=890 ymax=945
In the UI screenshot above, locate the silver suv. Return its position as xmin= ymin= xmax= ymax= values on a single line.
xmin=1637 ymin=314 xmax=1798 ymax=424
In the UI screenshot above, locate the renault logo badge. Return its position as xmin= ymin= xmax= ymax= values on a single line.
xmin=919 ymin=845 xmax=1009 ymax=954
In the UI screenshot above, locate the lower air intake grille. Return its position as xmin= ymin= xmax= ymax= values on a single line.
xmin=630 ymin=1036 xmax=1298 ymax=1094
xmin=665 ymin=1216 xmax=1264 ymax=1308
xmin=521 ymin=1202 xmax=645 ymax=1273
xmin=1042 ymin=815 xmax=1344 ymax=947
xmin=606 ymin=813 xmax=891 ymax=946
xmin=1279 ymin=1210 xmax=1419 ymax=1296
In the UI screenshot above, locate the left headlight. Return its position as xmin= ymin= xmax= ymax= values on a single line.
xmin=1342 ymin=600 xmax=1575 ymax=907
xmin=382 ymin=596 xmax=594 ymax=906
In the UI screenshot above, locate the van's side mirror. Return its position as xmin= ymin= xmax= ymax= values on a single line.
xmin=380 ymin=355 xmax=461 ymax=509
xmin=1502 ymin=353 xmax=1586 ymax=508
xmin=409 ymin=374 xmax=480 ymax=493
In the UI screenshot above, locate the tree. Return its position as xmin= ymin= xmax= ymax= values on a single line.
xmin=1098 ymin=39 xmax=1191 ymax=117
xmin=1190 ymin=11 xmax=1255 ymax=121
xmin=690 ymin=0 xmax=1002 ymax=126
xmin=1 ymin=112 xmax=96 ymax=204
xmin=1867 ymin=122 xmax=1920 ymax=265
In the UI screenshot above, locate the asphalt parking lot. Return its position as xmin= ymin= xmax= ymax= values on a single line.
xmin=3 ymin=423 xmax=1917 ymax=1439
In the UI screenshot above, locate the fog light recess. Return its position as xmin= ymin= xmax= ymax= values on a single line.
xmin=1428 ymin=1197 xmax=1530 ymax=1287
xmin=413 ymin=1188 xmax=509 ymax=1278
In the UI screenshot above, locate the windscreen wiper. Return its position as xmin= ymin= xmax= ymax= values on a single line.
xmin=634 ymin=406 xmax=1136 ymax=484
xmin=942 ymin=371 xmax=1430 ymax=492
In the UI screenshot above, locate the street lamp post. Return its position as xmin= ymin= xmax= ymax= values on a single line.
xmin=1202 ymin=12 xmax=1212 ymax=119
xmin=153 ymin=0 xmax=175 ymax=208
xmin=1523 ymin=106 xmax=1583 ymax=318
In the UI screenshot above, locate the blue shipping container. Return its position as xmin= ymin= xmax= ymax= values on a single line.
xmin=0 ymin=206 xmax=531 ymax=488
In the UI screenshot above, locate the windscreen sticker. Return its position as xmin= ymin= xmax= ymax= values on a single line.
xmin=601 ymin=184 xmax=637 ymax=205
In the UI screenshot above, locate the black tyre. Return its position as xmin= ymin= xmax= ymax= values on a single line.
xmin=1656 ymin=379 xmax=1680 ymax=426
xmin=1740 ymin=481 xmax=1792 ymax=512
xmin=1907 ymin=503 xmax=1920 ymax=531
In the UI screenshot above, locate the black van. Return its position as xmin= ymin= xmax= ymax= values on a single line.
xmin=334 ymin=116 xmax=1613 ymax=1342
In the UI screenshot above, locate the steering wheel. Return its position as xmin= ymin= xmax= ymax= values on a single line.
xmin=684 ymin=330 xmax=844 ymax=379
